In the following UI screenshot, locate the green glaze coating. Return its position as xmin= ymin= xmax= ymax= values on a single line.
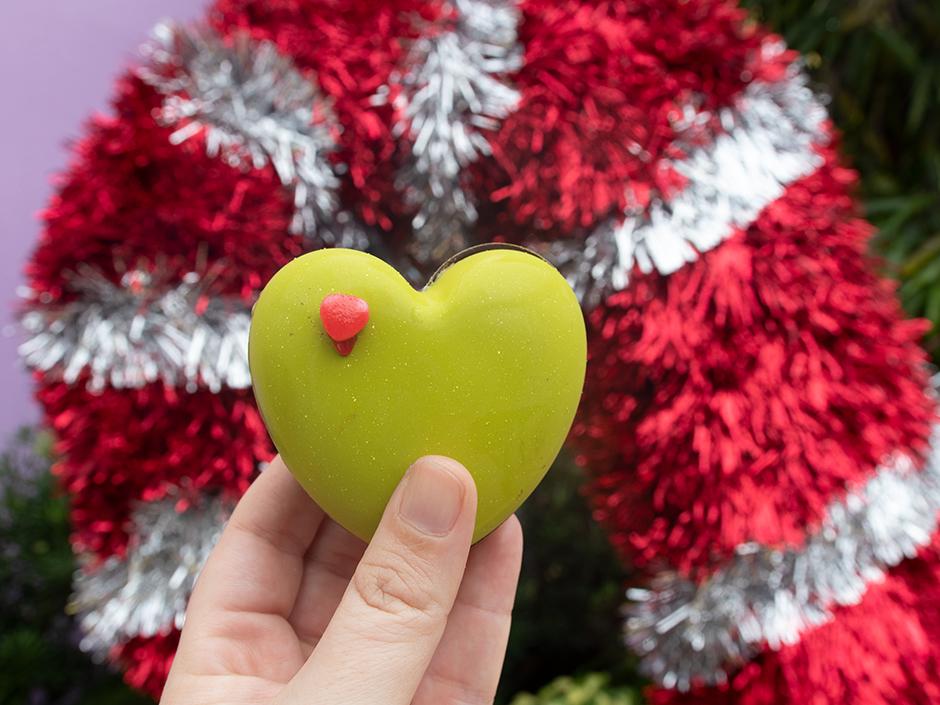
xmin=249 ymin=248 xmax=587 ymax=542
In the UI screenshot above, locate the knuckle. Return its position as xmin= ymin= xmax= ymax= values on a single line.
xmin=351 ymin=547 xmax=443 ymax=623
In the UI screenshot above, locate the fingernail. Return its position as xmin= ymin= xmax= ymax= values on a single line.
xmin=399 ymin=457 xmax=466 ymax=536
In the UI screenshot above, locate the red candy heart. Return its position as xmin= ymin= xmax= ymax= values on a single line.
xmin=319 ymin=294 xmax=369 ymax=356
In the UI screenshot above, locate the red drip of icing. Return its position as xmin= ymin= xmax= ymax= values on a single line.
xmin=320 ymin=294 xmax=369 ymax=356
xmin=332 ymin=337 xmax=358 ymax=357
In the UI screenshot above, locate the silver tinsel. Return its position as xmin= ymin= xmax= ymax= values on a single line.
xmin=71 ymin=495 xmax=232 ymax=656
xmin=19 ymin=266 xmax=251 ymax=392
xmin=533 ymin=53 xmax=829 ymax=308
xmin=140 ymin=23 xmax=365 ymax=247
xmin=626 ymin=425 xmax=940 ymax=691
xmin=387 ymin=0 xmax=522 ymax=263
xmin=528 ymin=223 xmax=627 ymax=311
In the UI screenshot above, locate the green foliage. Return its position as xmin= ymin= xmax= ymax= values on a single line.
xmin=509 ymin=672 xmax=640 ymax=705
xmin=743 ymin=0 xmax=940 ymax=352
xmin=497 ymin=455 xmax=638 ymax=703
xmin=0 ymin=428 xmax=150 ymax=705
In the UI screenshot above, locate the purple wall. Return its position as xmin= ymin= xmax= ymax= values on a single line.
xmin=0 ymin=0 xmax=207 ymax=441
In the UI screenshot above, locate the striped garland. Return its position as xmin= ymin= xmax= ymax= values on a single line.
xmin=535 ymin=48 xmax=830 ymax=308
xmin=19 ymin=61 xmax=828 ymax=392
xmin=625 ymin=423 xmax=940 ymax=690
xmin=140 ymin=23 xmax=373 ymax=250
xmin=616 ymin=56 xmax=826 ymax=279
xmin=19 ymin=8 xmax=933 ymax=689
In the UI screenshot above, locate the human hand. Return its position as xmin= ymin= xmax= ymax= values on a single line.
xmin=160 ymin=455 xmax=524 ymax=705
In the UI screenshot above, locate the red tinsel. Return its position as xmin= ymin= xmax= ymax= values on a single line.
xmin=572 ymin=141 xmax=936 ymax=573
xmin=476 ymin=0 xmax=778 ymax=238
xmin=647 ymin=542 xmax=940 ymax=705
xmin=38 ymin=377 xmax=273 ymax=558
xmin=28 ymin=74 xmax=299 ymax=304
xmin=112 ymin=629 xmax=180 ymax=699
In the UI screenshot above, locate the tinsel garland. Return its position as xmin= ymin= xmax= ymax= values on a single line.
xmin=617 ymin=51 xmax=825 ymax=279
xmin=649 ymin=542 xmax=940 ymax=705
xmin=28 ymin=72 xmax=300 ymax=303
xmin=387 ymin=0 xmax=521 ymax=262
xmin=39 ymin=380 xmax=271 ymax=558
xmin=531 ymin=55 xmax=828 ymax=308
xmin=626 ymin=425 xmax=940 ymax=689
xmin=71 ymin=495 xmax=231 ymax=656
xmin=20 ymin=267 xmax=251 ymax=392
xmin=140 ymin=23 xmax=370 ymax=249
xmin=572 ymin=147 xmax=936 ymax=573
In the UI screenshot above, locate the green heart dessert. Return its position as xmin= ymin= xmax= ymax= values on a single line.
xmin=249 ymin=247 xmax=586 ymax=542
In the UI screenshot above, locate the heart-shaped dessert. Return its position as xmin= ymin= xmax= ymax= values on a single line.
xmin=249 ymin=247 xmax=587 ymax=542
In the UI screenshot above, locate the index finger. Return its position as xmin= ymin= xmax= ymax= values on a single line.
xmin=280 ymin=456 xmax=477 ymax=705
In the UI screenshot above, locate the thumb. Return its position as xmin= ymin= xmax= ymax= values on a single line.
xmin=279 ymin=456 xmax=477 ymax=705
